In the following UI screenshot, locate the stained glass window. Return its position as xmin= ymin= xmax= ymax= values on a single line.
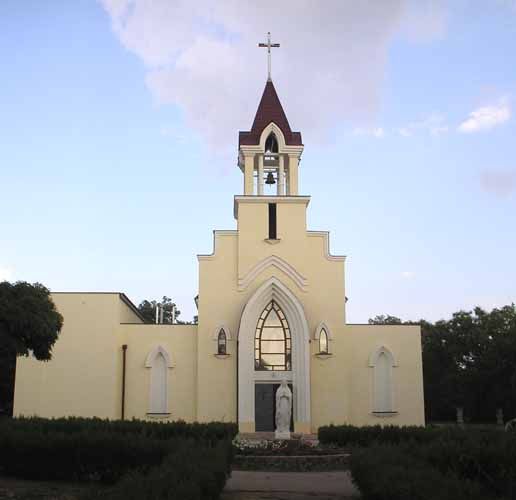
xmin=255 ymin=301 xmax=291 ymax=371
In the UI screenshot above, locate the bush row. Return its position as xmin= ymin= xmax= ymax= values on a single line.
xmin=351 ymin=445 xmax=491 ymax=500
xmin=318 ymin=423 xmax=503 ymax=447
xmin=84 ymin=439 xmax=233 ymax=500
xmin=0 ymin=417 xmax=237 ymax=500
xmin=349 ymin=434 xmax=516 ymax=500
xmin=0 ymin=429 xmax=172 ymax=483
xmin=2 ymin=417 xmax=238 ymax=444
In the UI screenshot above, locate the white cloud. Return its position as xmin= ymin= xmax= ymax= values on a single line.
xmin=400 ymin=0 xmax=448 ymax=42
xmin=353 ymin=127 xmax=385 ymax=138
xmin=401 ymin=271 xmax=416 ymax=279
xmin=99 ymin=0 xmax=447 ymax=152
xmin=397 ymin=112 xmax=449 ymax=137
xmin=480 ymin=169 xmax=516 ymax=197
xmin=0 ymin=266 xmax=14 ymax=282
xmin=458 ymin=99 xmax=511 ymax=133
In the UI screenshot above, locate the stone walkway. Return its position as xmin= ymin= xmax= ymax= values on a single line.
xmin=222 ymin=471 xmax=360 ymax=499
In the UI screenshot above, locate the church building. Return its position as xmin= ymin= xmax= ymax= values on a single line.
xmin=14 ymin=69 xmax=425 ymax=433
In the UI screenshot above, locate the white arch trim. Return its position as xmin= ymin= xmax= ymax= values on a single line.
xmin=212 ymin=325 xmax=233 ymax=341
xmin=259 ymin=122 xmax=287 ymax=151
xmin=238 ymin=255 xmax=308 ymax=292
xmin=368 ymin=345 xmax=397 ymax=367
xmin=145 ymin=345 xmax=174 ymax=368
xmin=314 ymin=321 xmax=333 ymax=340
xmin=238 ymin=277 xmax=311 ymax=428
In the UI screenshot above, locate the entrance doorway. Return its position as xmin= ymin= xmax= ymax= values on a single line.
xmin=254 ymin=383 xmax=294 ymax=432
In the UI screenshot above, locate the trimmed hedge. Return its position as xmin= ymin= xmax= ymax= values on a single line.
xmin=2 ymin=417 xmax=237 ymax=444
xmin=0 ymin=429 xmax=172 ymax=483
xmin=86 ymin=439 xmax=233 ymax=500
xmin=318 ymin=424 xmax=501 ymax=447
xmin=0 ymin=418 xmax=237 ymax=500
xmin=349 ymin=432 xmax=516 ymax=500
xmin=351 ymin=445 xmax=490 ymax=500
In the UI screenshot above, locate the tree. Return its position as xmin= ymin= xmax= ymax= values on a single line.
xmin=0 ymin=281 xmax=63 ymax=416
xmin=138 ymin=296 xmax=182 ymax=324
xmin=368 ymin=315 xmax=403 ymax=325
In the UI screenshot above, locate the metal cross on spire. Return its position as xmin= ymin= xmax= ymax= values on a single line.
xmin=258 ymin=32 xmax=280 ymax=81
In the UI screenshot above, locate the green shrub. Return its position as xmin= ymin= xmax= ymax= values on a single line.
xmin=351 ymin=445 xmax=492 ymax=500
xmin=1 ymin=417 xmax=237 ymax=444
xmin=84 ymin=440 xmax=233 ymax=500
xmin=0 ymin=429 xmax=172 ymax=482
xmin=418 ymin=435 xmax=516 ymax=498
xmin=0 ymin=417 xmax=235 ymax=499
xmin=318 ymin=424 xmax=501 ymax=447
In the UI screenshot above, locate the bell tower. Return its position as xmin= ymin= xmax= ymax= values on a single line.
xmin=238 ymin=33 xmax=304 ymax=197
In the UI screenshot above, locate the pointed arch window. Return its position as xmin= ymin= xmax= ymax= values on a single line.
xmin=319 ymin=329 xmax=329 ymax=354
xmin=217 ymin=329 xmax=227 ymax=355
xmin=255 ymin=300 xmax=291 ymax=371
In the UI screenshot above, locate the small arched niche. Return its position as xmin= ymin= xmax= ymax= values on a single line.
xmin=369 ymin=346 xmax=397 ymax=415
xmin=145 ymin=346 xmax=173 ymax=415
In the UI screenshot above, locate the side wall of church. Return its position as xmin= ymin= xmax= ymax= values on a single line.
xmin=118 ymin=324 xmax=198 ymax=422
xmin=14 ymin=293 xmax=122 ymax=419
xmin=346 ymin=324 xmax=425 ymax=426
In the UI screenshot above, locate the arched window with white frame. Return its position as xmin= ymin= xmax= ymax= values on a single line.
xmin=145 ymin=346 xmax=173 ymax=415
xmin=369 ymin=346 xmax=396 ymax=414
xmin=314 ymin=322 xmax=332 ymax=355
xmin=319 ymin=329 xmax=329 ymax=354
xmin=217 ymin=328 xmax=227 ymax=355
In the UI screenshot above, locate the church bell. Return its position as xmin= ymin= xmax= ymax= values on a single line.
xmin=265 ymin=172 xmax=276 ymax=185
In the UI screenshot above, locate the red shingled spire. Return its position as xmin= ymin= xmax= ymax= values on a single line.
xmin=239 ymin=80 xmax=302 ymax=147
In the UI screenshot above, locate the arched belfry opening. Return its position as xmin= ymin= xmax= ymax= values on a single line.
xmin=262 ymin=133 xmax=284 ymax=196
xmin=238 ymin=277 xmax=311 ymax=433
xmin=265 ymin=132 xmax=279 ymax=155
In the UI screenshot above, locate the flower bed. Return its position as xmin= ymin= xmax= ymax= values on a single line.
xmin=232 ymin=437 xmax=349 ymax=471
xmin=234 ymin=452 xmax=350 ymax=472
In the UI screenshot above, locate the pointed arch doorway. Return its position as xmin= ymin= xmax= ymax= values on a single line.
xmin=238 ymin=277 xmax=311 ymax=433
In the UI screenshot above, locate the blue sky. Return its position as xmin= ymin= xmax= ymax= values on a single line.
xmin=1 ymin=1 xmax=515 ymax=323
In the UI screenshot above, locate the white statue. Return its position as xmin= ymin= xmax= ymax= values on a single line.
xmin=275 ymin=379 xmax=292 ymax=439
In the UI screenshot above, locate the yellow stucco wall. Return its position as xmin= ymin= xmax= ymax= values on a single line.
xmin=346 ymin=324 xmax=425 ymax=426
xmin=118 ymin=324 xmax=197 ymax=422
xmin=14 ymin=293 xmax=121 ymax=418
xmin=13 ymin=196 xmax=425 ymax=431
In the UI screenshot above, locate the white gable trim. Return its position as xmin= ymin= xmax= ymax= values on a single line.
xmin=238 ymin=255 xmax=308 ymax=292
xmin=368 ymin=345 xmax=397 ymax=367
xmin=258 ymin=122 xmax=287 ymax=151
xmin=212 ymin=325 xmax=233 ymax=341
xmin=314 ymin=321 xmax=333 ymax=340
xmin=145 ymin=345 xmax=174 ymax=369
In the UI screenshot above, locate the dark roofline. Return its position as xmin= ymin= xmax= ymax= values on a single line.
xmin=238 ymin=80 xmax=302 ymax=147
xmin=119 ymin=293 xmax=146 ymax=323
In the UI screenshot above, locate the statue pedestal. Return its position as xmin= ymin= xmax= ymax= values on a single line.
xmin=275 ymin=430 xmax=291 ymax=440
